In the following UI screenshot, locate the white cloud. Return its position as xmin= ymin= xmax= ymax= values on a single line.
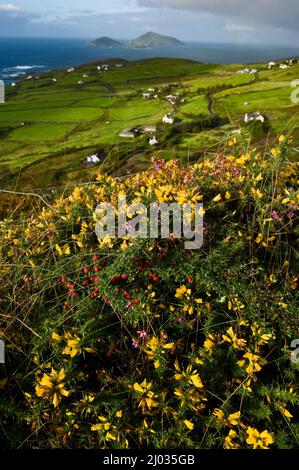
xmin=0 ymin=3 xmax=19 ymax=11
xmin=225 ymin=23 xmax=256 ymax=32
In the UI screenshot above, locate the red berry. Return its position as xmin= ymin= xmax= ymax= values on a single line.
xmin=93 ymin=255 xmax=99 ymax=261
xmin=61 ymin=277 xmax=66 ymax=283
xmin=94 ymin=266 xmax=100 ymax=272
xmin=187 ymin=276 xmax=192 ymax=284
xmin=153 ymin=276 xmax=160 ymax=282
xmin=121 ymin=274 xmax=128 ymax=280
xmin=84 ymin=267 xmax=89 ymax=274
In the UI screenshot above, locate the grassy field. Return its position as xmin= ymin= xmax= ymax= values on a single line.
xmin=0 ymin=57 xmax=298 ymax=188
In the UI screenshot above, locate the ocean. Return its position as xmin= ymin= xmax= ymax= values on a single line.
xmin=1 ymin=37 xmax=299 ymax=82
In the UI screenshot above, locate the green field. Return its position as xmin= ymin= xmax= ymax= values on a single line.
xmin=0 ymin=57 xmax=299 ymax=189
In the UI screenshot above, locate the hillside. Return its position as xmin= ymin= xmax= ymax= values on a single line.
xmin=0 ymin=142 xmax=298 ymax=448
xmin=1 ymin=57 xmax=299 ymax=192
xmin=88 ymin=36 xmax=123 ymax=48
xmin=128 ymin=31 xmax=184 ymax=48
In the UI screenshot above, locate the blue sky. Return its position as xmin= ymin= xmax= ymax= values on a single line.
xmin=0 ymin=0 xmax=298 ymax=44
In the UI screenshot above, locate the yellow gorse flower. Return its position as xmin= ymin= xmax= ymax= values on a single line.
xmin=246 ymin=427 xmax=274 ymax=449
xmin=35 ymin=368 xmax=69 ymax=408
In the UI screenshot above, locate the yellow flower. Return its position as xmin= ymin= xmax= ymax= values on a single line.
xmin=222 ymin=327 xmax=246 ymax=350
xmin=55 ymin=244 xmax=71 ymax=257
xmin=246 ymin=427 xmax=274 ymax=449
xmin=213 ymin=408 xmax=225 ymax=422
xmin=35 ymin=368 xmax=69 ymax=408
xmin=184 ymin=420 xmax=194 ymax=431
xmin=190 ymin=373 xmax=204 ymax=389
xmin=279 ymin=405 xmax=293 ymax=421
xmin=175 ymin=285 xmax=191 ymax=299
xmin=224 ymin=429 xmax=240 ymax=449
xmin=228 ymin=411 xmax=241 ymax=426
xmin=213 ymin=194 xmax=222 ymax=202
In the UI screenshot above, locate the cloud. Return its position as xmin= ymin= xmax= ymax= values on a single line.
xmin=137 ymin=0 xmax=299 ymax=31
xmin=0 ymin=3 xmax=19 ymax=11
xmin=225 ymin=24 xmax=256 ymax=33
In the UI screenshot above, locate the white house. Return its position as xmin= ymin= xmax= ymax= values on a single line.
xmin=163 ymin=114 xmax=174 ymax=124
xmin=83 ymin=74 xmax=89 ymax=78
xmin=11 ymin=82 xmax=16 ymax=87
xmin=142 ymin=93 xmax=151 ymax=99
xmin=268 ymin=61 xmax=276 ymax=67
xmin=279 ymin=64 xmax=289 ymax=69
xmin=52 ymin=78 xmax=57 ymax=82
xmin=67 ymin=68 xmax=74 ymax=73
xmin=244 ymin=112 xmax=265 ymax=123
xmin=149 ymin=137 xmax=159 ymax=146
xmin=78 ymin=80 xmax=84 ymax=85
xmin=87 ymin=155 xmax=100 ymax=164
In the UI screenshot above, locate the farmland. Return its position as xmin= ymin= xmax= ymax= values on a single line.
xmin=0 ymin=57 xmax=299 ymax=189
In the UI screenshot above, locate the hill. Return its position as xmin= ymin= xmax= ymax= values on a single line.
xmin=128 ymin=31 xmax=184 ymax=48
xmin=88 ymin=36 xmax=123 ymax=48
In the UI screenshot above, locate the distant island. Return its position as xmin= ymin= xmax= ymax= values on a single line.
xmin=88 ymin=36 xmax=123 ymax=48
xmin=88 ymin=32 xmax=184 ymax=49
xmin=128 ymin=32 xmax=184 ymax=48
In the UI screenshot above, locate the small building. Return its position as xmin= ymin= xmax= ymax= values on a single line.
xmin=119 ymin=128 xmax=138 ymax=139
xmin=268 ymin=61 xmax=276 ymax=67
xmin=163 ymin=114 xmax=174 ymax=124
xmin=67 ymin=68 xmax=74 ymax=73
xmin=83 ymin=74 xmax=89 ymax=78
xmin=244 ymin=112 xmax=265 ymax=124
xmin=149 ymin=137 xmax=159 ymax=146
xmin=141 ymin=125 xmax=157 ymax=134
xmin=279 ymin=64 xmax=289 ymax=69
xmin=52 ymin=78 xmax=57 ymax=82
xmin=87 ymin=154 xmax=100 ymax=165
xmin=11 ymin=82 xmax=16 ymax=87
xmin=78 ymin=80 xmax=84 ymax=85
xmin=115 ymin=64 xmax=123 ymax=68
xmin=142 ymin=93 xmax=151 ymax=99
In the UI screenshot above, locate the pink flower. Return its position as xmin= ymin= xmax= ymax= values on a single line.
xmin=132 ymin=339 xmax=139 ymax=349
xmin=137 ymin=330 xmax=147 ymax=340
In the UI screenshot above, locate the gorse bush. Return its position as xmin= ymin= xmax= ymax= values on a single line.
xmin=0 ymin=136 xmax=298 ymax=449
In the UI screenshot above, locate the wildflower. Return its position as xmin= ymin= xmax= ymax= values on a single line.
xmin=222 ymin=327 xmax=246 ymax=350
xmin=137 ymin=330 xmax=147 ymax=340
xmin=224 ymin=429 xmax=240 ymax=449
xmin=279 ymin=405 xmax=293 ymax=421
xmin=133 ymin=380 xmax=159 ymax=411
xmin=184 ymin=420 xmax=194 ymax=431
xmin=228 ymin=411 xmax=241 ymax=426
xmin=35 ymin=368 xmax=69 ymax=408
xmin=246 ymin=427 xmax=274 ymax=449
xmin=175 ymin=285 xmax=191 ymax=300
xmin=213 ymin=408 xmax=225 ymax=422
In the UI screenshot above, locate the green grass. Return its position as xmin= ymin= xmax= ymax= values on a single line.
xmin=1 ymin=57 xmax=299 ymax=188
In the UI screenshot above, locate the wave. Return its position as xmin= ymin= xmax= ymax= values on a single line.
xmin=2 ymin=65 xmax=45 ymax=72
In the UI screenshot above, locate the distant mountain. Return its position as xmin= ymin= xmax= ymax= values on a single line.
xmin=128 ymin=32 xmax=184 ymax=48
xmin=88 ymin=37 xmax=123 ymax=48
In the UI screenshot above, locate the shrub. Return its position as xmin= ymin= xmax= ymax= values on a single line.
xmin=0 ymin=136 xmax=298 ymax=448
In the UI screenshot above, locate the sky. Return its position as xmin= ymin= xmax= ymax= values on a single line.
xmin=0 ymin=0 xmax=298 ymax=45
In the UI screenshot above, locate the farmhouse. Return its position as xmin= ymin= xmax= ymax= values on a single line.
xmin=119 ymin=128 xmax=138 ymax=139
xmin=149 ymin=137 xmax=159 ymax=146
xmin=11 ymin=82 xmax=16 ymax=87
xmin=78 ymin=80 xmax=84 ymax=85
xmin=244 ymin=112 xmax=265 ymax=123
xmin=163 ymin=114 xmax=174 ymax=124
xmin=142 ymin=93 xmax=151 ymax=99
xmin=139 ymin=125 xmax=157 ymax=134
xmin=87 ymin=155 xmax=100 ymax=165
xmin=67 ymin=68 xmax=74 ymax=72
xmin=279 ymin=64 xmax=289 ymax=69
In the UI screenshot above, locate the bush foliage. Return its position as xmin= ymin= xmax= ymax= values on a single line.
xmin=0 ymin=136 xmax=298 ymax=448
